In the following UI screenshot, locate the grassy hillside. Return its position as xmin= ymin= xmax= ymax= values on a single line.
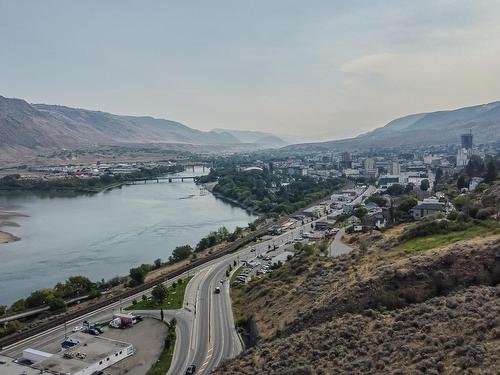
xmin=216 ymin=181 xmax=500 ymax=373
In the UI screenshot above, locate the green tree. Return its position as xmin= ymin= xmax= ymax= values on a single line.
xmin=152 ymin=284 xmax=168 ymax=302
xmin=457 ymin=175 xmax=468 ymax=189
xmin=154 ymin=258 xmax=162 ymax=269
xmin=48 ymin=297 xmax=67 ymax=312
xmin=484 ymin=159 xmax=498 ymax=182
xmin=9 ymin=299 xmax=26 ymax=313
xmin=420 ymin=179 xmax=430 ymax=191
xmin=0 ymin=305 xmax=6 ymax=317
xmin=129 ymin=264 xmax=150 ymax=285
xmin=365 ymin=194 xmax=387 ymax=207
xmin=398 ymin=197 xmax=418 ymax=213
xmin=385 ymin=184 xmax=405 ymax=196
xmin=26 ymin=289 xmax=55 ymax=308
xmin=169 ymin=245 xmax=193 ymax=263
xmin=353 ymin=205 xmax=368 ymax=219
xmin=465 ymin=155 xmax=485 ymax=177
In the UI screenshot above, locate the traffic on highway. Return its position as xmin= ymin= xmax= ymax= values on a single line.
xmin=0 ymin=185 xmax=373 ymax=375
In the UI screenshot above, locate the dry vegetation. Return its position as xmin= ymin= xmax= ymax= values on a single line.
xmin=218 ymin=285 xmax=500 ymax=374
xmin=218 ymin=220 xmax=500 ymax=374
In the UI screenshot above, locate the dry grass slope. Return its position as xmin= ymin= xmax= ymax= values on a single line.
xmin=218 ymin=227 xmax=500 ymax=374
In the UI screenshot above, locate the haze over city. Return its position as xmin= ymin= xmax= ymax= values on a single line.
xmin=2 ymin=0 xmax=500 ymax=140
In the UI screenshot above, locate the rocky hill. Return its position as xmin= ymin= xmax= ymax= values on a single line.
xmin=216 ymin=214 xmax=500 ymax=374
xmin=0 ymin=95 xmax=282 ymax=158
xmin=284 ymin=101 xmax=500 ymax=151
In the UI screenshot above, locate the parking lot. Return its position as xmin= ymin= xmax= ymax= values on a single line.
xmin=233 ymin=240 xmax=300 ymax=285
xmin=104 ymin=317 xmax=167 ymax=375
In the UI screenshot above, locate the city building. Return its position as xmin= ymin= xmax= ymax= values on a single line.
xmin=461 ymin=131 xmax=473 ymax=150
xmin=0 ymin=355 xmax=51 ymax=375
xmin=340 ymin=152 xmax=352 ymax=169
xmin=30 ymin=333 xmax=134 ymax=375
xmin=378 ymin=175 xmax=402 ymax=189
xmin=410 ymin=198 xmax=447 ymax=220
xmin=363 ymin=158 xmax=375 ymax=170
xmin=391 ymin=161 xmax=401 ymax=175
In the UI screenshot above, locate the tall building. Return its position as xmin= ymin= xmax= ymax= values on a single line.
xmin=457 ymin=130 xmax=474 ymax=166
xmin=340 ymin=152 xmax=351 ymax=169
xmin=391 ymin=161 xmax=401 ymax=175
xmin=363 ymin=158 xmax=375 ymax=170
xmin=461 ymin=131 xmax=473 ymax=150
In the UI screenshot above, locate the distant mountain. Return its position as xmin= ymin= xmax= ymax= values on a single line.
xmin=284 ymin=101 xmax=500 ymax=151
xmin=212 ymin=128 xmax=287 ymax=147
xmin=0 ymin=95 xmax=278 ymax=157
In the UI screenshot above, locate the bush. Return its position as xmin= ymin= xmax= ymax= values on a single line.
xmin=399 ymin=218 xmax=471 ymax=242
xmin=129 ymin=264 xmax=151 ymax=285
xmin=48 ymin=297 xmax=67 ymax=312
xmin=152 ymin=284 xmax=168 ymax=302
xmin=475 ymin=208 xmax=495 ymax=220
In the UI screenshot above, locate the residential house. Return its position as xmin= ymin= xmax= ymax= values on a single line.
xmin=410 ymin=198 xmax=446 ymax=220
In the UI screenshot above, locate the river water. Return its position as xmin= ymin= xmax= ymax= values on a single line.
xmin=0 ymin=168 xmax=256 ymax=306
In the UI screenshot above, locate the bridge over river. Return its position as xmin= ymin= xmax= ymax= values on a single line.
xmin=125 ymin=175 xmax=200 ymax=184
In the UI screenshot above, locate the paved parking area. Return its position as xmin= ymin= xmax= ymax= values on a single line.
xmin=104 ymin=317 xmax=167 ymax=375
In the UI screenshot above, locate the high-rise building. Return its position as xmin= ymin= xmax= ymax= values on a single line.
xmin=391 ymin=161 xmax=401 ymax=175
xmin=363 ymin=158 xmax=375 ymax=170
xmin=457 ymin=130 xmax=474 ymax=166
xmin=340 ymin=152 xmax=351 ymax=169
xmin=461 ymin=131 xmax=473 ymax=150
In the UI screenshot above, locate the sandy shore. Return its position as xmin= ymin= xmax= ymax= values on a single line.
xmin=0 ymin=230 xmax=19 ymax=243
xmin=0 ymin=208 xmax=26 ymax=244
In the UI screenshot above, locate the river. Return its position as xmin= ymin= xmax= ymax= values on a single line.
xmin=0 ymin=168 xmax=256 ymax=306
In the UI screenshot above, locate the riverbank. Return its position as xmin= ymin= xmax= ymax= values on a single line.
xmin=0 ymin=209 xmax=26 ymax=244
xmin=0 ymin=230 xmax=19 ymax=244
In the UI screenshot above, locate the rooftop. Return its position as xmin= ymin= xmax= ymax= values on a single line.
xmin=0 ymin=355 xmax=50 ymax=375
xmin=33 ymin=333 xmax=131 ymax=374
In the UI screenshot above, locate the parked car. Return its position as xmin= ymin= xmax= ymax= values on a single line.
xmin=109 ymin=318 xmax=121 ymax=329
xmin=185 ymin=364 xmax=197 ymax=375
xmin=87 ymin=328 xmax=101 ymax=336
xmin=133 ymin=314 xmax=144 ymax=322
xmin=214 ymin=287 xmax=221 ymax=294
xmin=72 ymin=326 xmax=83 ymax=333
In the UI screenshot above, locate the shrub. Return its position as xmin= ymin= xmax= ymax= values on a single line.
xmin=475 ymin=208 xmax=495 ymax=220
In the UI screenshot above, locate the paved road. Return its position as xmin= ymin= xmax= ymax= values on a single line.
xmin=1 ymin=186 xmax=375 ymax=375
xmin=329 ymin=228 xmax=352 ymax=257
xmin=329 ymin=185 xmax=375 ymax=257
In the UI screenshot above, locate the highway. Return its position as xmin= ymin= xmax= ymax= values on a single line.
xmin=1 ymin=185 xmax=375 ymax=375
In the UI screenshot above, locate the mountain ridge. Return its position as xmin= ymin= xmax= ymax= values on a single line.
xmin=0 ymin=95 xmax=281 ymax=157
xmin=284 ymin=100 xmax=500 ymax=151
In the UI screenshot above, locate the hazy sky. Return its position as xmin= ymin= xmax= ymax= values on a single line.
xmin=1 ymin=1 xmax=500 ymax=141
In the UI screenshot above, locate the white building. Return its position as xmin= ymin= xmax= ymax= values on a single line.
xmin=31 ymin=333 xmax=134 ymax=375
xmin=456 ymin=148 xmax=470 ymax=167
xmin=391 ymin=161 xmax=401 ymax=175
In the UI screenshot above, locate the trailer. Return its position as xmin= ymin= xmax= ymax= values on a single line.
xmin=112 ymin=313 xmax=135 ymax=327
